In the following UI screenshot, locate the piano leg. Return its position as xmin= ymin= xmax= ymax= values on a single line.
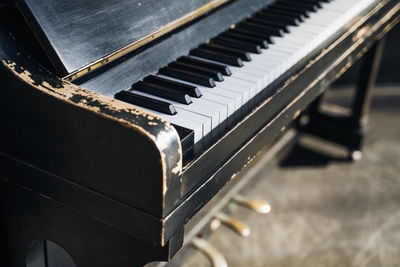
xmin=352 ymin=38 xmax=386 ymax=129
xmin=298 ymin=38 xmax=385 ymax=160
xmin=0 ymin=180 xmax=183 ymax=267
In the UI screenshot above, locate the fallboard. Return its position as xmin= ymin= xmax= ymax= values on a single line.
xmin=15 ymin=0 xmax=229 ymax=76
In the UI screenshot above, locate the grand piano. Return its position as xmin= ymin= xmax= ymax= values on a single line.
xmin=0 ymin=0 xmax=399 ymax=266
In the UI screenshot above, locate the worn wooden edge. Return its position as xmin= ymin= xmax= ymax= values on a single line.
xmin=161 ymin=0 xmax=400 ymax=242
xmin=14 ymin=0 xmax=69 ymax=75
xmin=1 ymin=60 xmax=182 ymax=199
xmin=0 ymin=51 xmax=183 ymax=222
xmin=1 ymin=0 xmax=178 ymax=247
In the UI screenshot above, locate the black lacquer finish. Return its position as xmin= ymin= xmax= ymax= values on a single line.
xmin=177 ymin=56 xmax=232 ymax=76
xmin=159 ymin=67 xmax=216 ymax=88
xmin=0 ymin=1 xmax=183 ymax=246
xmin=222 ymin=31 xmax=271 ymax=48
xmin=199 ymin=43 xmax=252 ymax=61
xmin=132 ymin=82 xmax=192 ymax=105
xmin=212 ymin=36 xmax=263 ymax=54
xmin=79 ymin=0 xmax=272 ymax=96
xmin=1 ymin=179 xmax=184 ymax=267
xmin=116 ymin=90 xmax=179 ymax=114
xmin=144 ymin=75 xmax=202 ymax=98
xmin=190 ymin=48 xmax=244 ymax=67
xmin=168 ymin=61 xmax=224 ymax=82
xmin=15 ymin=0 xmax=212 ymax=74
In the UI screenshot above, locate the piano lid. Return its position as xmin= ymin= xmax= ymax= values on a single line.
xmin=16 ymin=0 xmax=229 ymax=78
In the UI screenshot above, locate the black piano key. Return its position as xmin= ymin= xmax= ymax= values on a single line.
xmin=144 ymin=75 xmax=202 ymax=98
xmin=283 ymin=0 xmax=323 ymax=9
xmin=212 ymin=36 xmax=262 ymax=54
xmin=177 ymin=56 xmax=232 ymax=76
xmin=115 ymin=90 xmax=177 ymax=115
xmin=267 ymin=4 xmax=311 ymax=18
xmin=272 ymin=2 xmax=315 ymax=13
xmin=229 ymin=28 xmax=276 ymax=43
xmin=313 ymin=0 xmax=329 ymax=4
xmin=299 ymin=0 xmax=326 ymax=2
xmin=264 ymin=6 xmax=309 ymax=19
xmin=278 ymin=1 xmax=319 ymax=12
xmin=246 ymin=18 xmax=291 ymax=33
xmin=255 ymin=12 xmax=301 ymax=26
xmin=222 ymin=31 xmax=270 ymax=48
xmin=199 ymin=43 xmax=252 ymax=62
xmin=237 ymin=22 xmax=284 ymax=37
xmin=168 ymin=61 xmax=224 ymax=82
xmin=190 ymin=48 xmax=244 ymax=67
xmin=159 ymin=66 xmax=216 ymax=88
xmin=132 ymin=81 xmax=192 ymax=105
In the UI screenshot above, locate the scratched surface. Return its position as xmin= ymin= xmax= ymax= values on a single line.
xmin=16 ymin=0 xmax=211 ymax=74
xmin=183 ymin=87 xmax=400 ymax=267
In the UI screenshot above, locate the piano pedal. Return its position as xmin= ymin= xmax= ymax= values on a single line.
xmin=351 ymin=150 xmax=363 ymax=161
xmin=192 ymin=237 xmax=228 ymax=267
xmin=214 ymin=212 xmax=250 ymax=237
xmin=209 ymin=218 xmax=222 ymax=232
xmin=232 ymin=194 xmax=271 ymax=214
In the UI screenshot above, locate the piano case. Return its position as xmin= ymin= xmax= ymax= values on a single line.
xmin=0 ymin=0 xmax=399 ymax=266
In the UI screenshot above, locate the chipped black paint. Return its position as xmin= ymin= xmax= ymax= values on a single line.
xmin=0 ymin=8 xmax=182 ymax=248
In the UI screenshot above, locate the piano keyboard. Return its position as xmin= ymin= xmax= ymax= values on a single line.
xmin=115 ymin=0 xmax=375 ymax=144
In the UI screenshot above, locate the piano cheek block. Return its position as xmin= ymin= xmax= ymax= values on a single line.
xmin=0 ymin=59 xmax=183 ymax=246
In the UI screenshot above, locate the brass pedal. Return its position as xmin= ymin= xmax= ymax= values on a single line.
xmin=214 ymin=212 xmax=250 ymax=237
xmin=192 ymin=237 xmax=228 ymax=267
xmin=233 ymin=194 xmax=271 ymax=214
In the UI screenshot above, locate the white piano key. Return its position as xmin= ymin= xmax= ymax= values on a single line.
xmin=229 ymin=67 xmax=265 ymax=92
xmin=170 ymin=81 xmax=238 ymax=113
xmin=244 ymin=62 xmax=276 ymax=84
xmin=238 ymin=63 xmax=273 ymax=87
xmin=133 ymin=0 xmax=378 ymax=144
xmin=158 ymin=75 xmax=236 ymax=116
xmin=146 ymin=109 xmax=204 ymax=143
xmin=157 ymin=75 xmax=233 ymax=124
xmin=199 ymin=92 xmax=235 ymax=116
xmin=246 ymin=58 xmax=285 ymax=77
xmin=189 ymin=56 xmax=260 ymax=96
xmin=230 ymin=66 xmax=268 ymax=84
xmin=223 ymin=76 xmax=257 ymax=98
xmin=217 ymin=80 xmax=251 ymax=104
xmin=140 ymin=104 xmax=212 ymax=142
xmin=134 ymin=90 xmax=220 ymax=129
xmin=174 ymin=108 xmax=212 ymax=137
xmin=192 ymin=98 xmax=228 ymax=124
xmin=201 ymin=87 xmax=242 ymax=111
